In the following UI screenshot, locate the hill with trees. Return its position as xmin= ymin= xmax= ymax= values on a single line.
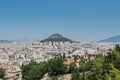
xmin=41 ymin=33 xmax=73 ymax=42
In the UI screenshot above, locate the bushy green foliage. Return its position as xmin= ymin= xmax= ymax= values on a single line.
xmin=85 ymin=50 xmax=120 ymax=80
xmin=115 ymin=44 xmax=120 ymax=52
xmin=0 ymin=68 xmax=5 ymax=79
xmin=71 ymin=48 xmax=120 ymax=80
xmin=21 ymin=55 xmax=67 ymax=79
xmin=71 ymin=68 xmax=85 ymax=80
xmin=47 ymin=58 xmax=67 ymax=75
xmin=72 ymin=72 xmax=81 ymax=80
xmin=69 ymin=62 xmax=76 ymax=73
xmin=21 ymin=61 xmax=47 ymax=80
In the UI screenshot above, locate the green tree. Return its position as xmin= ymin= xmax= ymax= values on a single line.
xmin=79 ymin=57 xmax=87 ymax=71
xmin=109 ymin=64 xmax=120 ymax=80
xmin=0 ymin=68 xmax=5 ymax=79
xmin=21 ymin=64 xmax=31 ymax=79
xmin=85 ymin=51 xmax=120 ymax=80
xmin=21 ymin=61 xmax=47 ymax=80
xmin=47 ymin=58 xmax=67 ymax=75
xmin=115 ymin=44 xmax=120 ymax=52
xmin=2 ymin=77 xmax=7 ymax=80
xmin=69 ymin=62 xmax=77 ymax=73
xmin=71 ymin=68 xmax=81 ymax=80
xmin=51 ymin=77 xmax=58 ymax=80
xmin=26 ymin=64 xmax=46 ymax=80
xmin=63 ymin=53 xmax=66 ymax=59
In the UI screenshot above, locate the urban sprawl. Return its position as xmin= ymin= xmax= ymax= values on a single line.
xmin=0 ymin=41 xmax=115 ymax=80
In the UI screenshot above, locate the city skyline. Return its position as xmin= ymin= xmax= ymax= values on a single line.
xmin=0 ymin=0 xmax=120 ymax=41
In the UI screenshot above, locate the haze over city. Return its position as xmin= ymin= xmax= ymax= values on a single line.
xmin=0 ymin=0 xmax=120 ymax=41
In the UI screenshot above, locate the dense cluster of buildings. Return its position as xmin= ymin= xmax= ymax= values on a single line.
xmin=0 ymin=41 xmax=115 ymax=80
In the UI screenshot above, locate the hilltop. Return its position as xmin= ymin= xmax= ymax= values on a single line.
xmin=41 ymin=33 xmax=73 ymax=42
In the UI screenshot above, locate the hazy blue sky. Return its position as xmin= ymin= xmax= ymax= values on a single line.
xmin=0 ymin=0 xmax=120 ymax=41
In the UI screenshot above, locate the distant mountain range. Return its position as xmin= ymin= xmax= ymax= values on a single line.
xmin=98 ymin=35 xmax=120 ymax=43
xmin=0 ymin=40 xmax=12 ymax=43
xmin=1 ymin=34 xmax=120 ymax=43
xmin=41 ymin=33 xmax=73 ymax=42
